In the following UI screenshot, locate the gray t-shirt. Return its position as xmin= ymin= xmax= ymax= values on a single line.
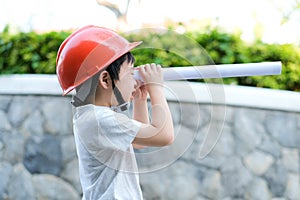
xmin=73 ymin=104 xmax=143 ymax=200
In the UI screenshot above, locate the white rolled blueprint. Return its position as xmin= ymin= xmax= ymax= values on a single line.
xmin=133 ymin=61 xmax=282 ymax=81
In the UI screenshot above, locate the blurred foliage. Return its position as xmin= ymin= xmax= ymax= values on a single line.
xmin=124 ymin=29 xmax=213 ymax=67
xmin=0 ymin=26 xmax=69 ymax=74
xmin=1 ymin=25 xmax=300 ymax=91
xmin=186 ymin=28 xmax=300 ymax=91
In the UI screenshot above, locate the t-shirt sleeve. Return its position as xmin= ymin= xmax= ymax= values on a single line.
xmin=95 ymin=108 xmax=141 ymax=152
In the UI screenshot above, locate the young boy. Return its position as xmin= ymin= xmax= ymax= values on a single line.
xmin=56 ymin=25 xmax=174 ymax=199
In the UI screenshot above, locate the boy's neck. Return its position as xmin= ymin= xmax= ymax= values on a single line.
xmin=94 ymin=89 xmax=117 ymax=107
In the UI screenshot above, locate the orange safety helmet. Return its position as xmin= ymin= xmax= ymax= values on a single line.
xmin=56 ymin=25 xmax=142 ymax=96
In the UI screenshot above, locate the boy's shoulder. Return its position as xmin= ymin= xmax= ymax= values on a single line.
xmin=74 ymin=104 xmax=110 ymax=113
xmin=73 ymin=104 xmax=111 ymax=120
xmin=74 ymin=104 xmax=136 ymax=127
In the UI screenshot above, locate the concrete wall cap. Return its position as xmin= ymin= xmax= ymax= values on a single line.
xmin=0 ymin=74 xmax=299 ymax=112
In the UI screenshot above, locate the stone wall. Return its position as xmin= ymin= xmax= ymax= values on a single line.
xmin=0 ymin=75 xmax=299 ymax=200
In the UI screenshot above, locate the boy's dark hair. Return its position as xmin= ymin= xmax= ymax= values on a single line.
xmin=106 ymin=52 xmax=135 ymax=89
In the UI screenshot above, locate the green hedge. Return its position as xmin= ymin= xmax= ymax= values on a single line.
xmin=1 ymin=26 xmax=300 ymax=91
xmin=188 ymin=29 xmax=300 ymax=91
xmin=0 ymin=27 xmax=69 ymax=74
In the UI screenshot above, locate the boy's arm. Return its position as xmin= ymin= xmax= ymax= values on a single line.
xmin=132 ymin=84 xmax=149 ymax=124
xmin=133 ymin=64 xmax=174 ymax=147
xmin=132 ymin=83 xmax=149 ymax=149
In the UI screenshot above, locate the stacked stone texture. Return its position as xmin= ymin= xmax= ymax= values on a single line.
xmin=0 ymin=95 xmax=299 ymax=200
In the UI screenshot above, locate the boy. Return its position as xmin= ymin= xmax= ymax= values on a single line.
xmin=56 ymin=25 xmax=174 ymax=199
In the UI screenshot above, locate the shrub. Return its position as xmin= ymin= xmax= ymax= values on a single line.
xmin=0 ymin=27 xmax=69 ymax=74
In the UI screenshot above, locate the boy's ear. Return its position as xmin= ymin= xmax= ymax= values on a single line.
xmin=99 ymin=71 xmax=111 ymax=89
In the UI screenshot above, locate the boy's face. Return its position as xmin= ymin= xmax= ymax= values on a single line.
xmin=114 ymin=61 xmax=137 ymax=102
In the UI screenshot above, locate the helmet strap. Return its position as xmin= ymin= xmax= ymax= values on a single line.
xmin=111 ymin=81 xmax=130 ymax=112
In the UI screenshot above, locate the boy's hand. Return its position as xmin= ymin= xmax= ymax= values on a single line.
xmin=137 ymin=63 xmax=163 ymax=93
xmin=132 ymin=80 xmax=148 ymax=101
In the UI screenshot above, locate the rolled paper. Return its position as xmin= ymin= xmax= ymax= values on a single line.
xmin=134 ymin=61 xmax=282 ymax=81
